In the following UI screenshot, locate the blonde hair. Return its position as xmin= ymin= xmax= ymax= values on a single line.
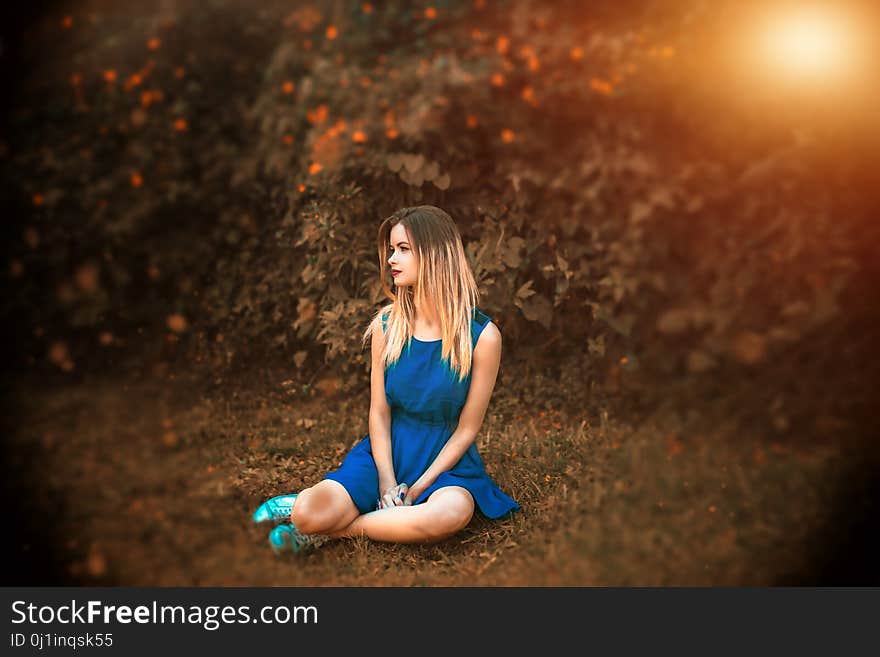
xmin=361 ymin=205 xmax=480 ymax=382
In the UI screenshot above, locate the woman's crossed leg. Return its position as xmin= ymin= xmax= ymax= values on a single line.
xmin=291 ymin=479 xmax=474 ymax=544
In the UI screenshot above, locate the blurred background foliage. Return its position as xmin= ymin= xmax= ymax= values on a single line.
xmin=2 ymin=0 xmax=877 ymax=435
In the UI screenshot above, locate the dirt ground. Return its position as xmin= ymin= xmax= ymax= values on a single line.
xmin=3 ymin=350 xmax=873 ymax=587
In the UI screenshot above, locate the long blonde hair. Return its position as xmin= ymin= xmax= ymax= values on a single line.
xmin=361 ymin=205 xmax=481 ymax=382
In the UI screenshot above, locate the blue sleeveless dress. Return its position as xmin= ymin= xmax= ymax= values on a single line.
xmin=323 ymin=308 xmax=521 ymax=519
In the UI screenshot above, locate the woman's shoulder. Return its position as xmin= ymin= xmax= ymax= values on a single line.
xmin=378 ymin=304 xmax=394 ymax=332
xmin=471 ymin=307 xmax=499 ymax=347
xmin=472 ymin=307 xmax=492 ymax=327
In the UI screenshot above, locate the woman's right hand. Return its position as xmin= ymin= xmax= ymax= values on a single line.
xmin=377 ymin=483 xmax=408 ymax=509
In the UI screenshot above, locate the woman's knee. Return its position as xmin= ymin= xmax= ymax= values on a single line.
xmin=291 ymin=480 xmax=357 ymax=533
xmin=425 ymin=489 xmax=474 ymax=540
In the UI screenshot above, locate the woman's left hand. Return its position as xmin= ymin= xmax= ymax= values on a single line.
xmin=402 ymin=482 xmax=426 ymax=506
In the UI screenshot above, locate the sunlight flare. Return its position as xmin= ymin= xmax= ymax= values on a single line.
xmin=750 ymin=6 xmax=866 ymax=87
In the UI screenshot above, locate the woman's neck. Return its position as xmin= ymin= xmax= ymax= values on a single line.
xmin=413 ymin=299 xmax=439 ymax=328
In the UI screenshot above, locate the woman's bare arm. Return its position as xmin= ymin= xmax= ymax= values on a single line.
xmin=368 ymin=315 xmax=397 ymax=494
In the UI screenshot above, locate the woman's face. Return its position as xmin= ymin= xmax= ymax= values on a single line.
xmin=387 ymin=222 xmax=418 ymax=287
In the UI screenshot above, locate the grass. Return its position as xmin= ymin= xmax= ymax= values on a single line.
xmin=1 ymin=356 xmax=848 ymax=586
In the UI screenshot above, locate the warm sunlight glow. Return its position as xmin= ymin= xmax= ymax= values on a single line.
xmin=753 ymin=7 xmax=862 ymax=86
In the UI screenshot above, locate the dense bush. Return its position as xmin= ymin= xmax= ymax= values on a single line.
xmin=3 ymin=1 xmax=876 ymax=427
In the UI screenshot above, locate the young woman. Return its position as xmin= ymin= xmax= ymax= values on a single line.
xmin=253 ymin=205 xmax=520 ymax=554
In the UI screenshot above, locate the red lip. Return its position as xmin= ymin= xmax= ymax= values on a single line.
xmin=391 ymin=270 xmax=401 ymax=276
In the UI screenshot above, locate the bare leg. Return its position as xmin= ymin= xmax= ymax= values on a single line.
xmin=327 ymin=486 xmax=475 ymax=544
xmin=290 ymin=479 xmax=360 ymax=534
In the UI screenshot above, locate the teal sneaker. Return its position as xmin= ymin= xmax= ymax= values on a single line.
xmin=253 ymin=493 xmax=298 ymax=525
xmin=268 ymin=523 xmax=323 ymax=555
